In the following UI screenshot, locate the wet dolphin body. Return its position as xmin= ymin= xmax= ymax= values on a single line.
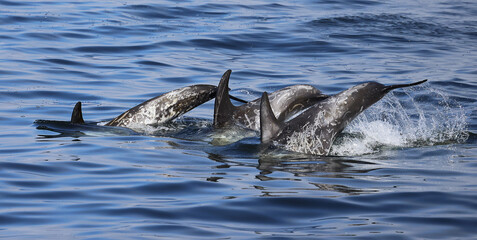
xmin=106 ymin=84 xmax=219 ymax=128
xmin=260 ymin=79 xmax=428 ymax=155
xmin=214 ymin=70 xmax=328 ymax=131
xmin=54 ymin=84 xmax=246 ymax=132
xmin=36 ymin=85 xmax=230 ymax=136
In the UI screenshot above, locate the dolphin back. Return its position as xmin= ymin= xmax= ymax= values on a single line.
xmin=214 ymin=69 xmax=328 ymax=131
xmin=106 ymin=84 xmax=217 ymax=128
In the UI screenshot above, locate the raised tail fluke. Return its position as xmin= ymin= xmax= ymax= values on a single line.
xmin=213 ymin=69 xmax=237 ymax=128
xmin=383 ymin=79 xmax=428 ymax=93
xmin=71 ymin=101 xmax=85 ymax=124
xmin=260 ymin=92 xmax=282 ymax=143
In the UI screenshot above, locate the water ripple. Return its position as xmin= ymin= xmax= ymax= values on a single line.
xmin=0 ymin=0 xmax=476 ymax=239
xmin=72 ymin=43 xmax=159 ymax=54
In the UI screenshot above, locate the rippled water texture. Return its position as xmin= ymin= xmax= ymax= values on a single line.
xmin=1 ymin=0 xmax=476 ymax=239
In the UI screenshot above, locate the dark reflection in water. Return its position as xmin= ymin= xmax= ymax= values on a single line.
xmin=256 ymin=157 xmax=380 ymax=195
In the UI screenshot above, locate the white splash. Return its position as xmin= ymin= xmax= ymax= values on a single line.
xmin=330 ymin=86 xmax=468 ymax=156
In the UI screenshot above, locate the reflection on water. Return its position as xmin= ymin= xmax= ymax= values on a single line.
xmin=257 ymin=156 xmax=382 ymax=195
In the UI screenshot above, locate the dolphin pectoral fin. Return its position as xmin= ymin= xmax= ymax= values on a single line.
xmin=71 ymin=101 xmax=85 ymax=124
xmin=384 ymin=79 xmax=428 ymax=93
xmin=213 ymin=69 xmax=237 ymax=128
xmin=260 ymin=92 xmax=282 ymax=144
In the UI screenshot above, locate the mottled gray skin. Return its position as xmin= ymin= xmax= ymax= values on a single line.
xmin=214 ymin=70 xmax=328 ymax=131
xmin=106 ymin=84 xmax=217 ymax=128
xmin=261 ymin=80 xmax=427 ymax=155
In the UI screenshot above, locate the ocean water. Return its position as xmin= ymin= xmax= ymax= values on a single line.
xmin=1 ymin=0 xmax=476 ymax=239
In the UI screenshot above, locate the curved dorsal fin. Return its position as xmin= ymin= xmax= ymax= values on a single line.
xmin=260 ymin=92 xmax=282 ymax=143
xmin=213 ymin=69 xmax=236 ymax=128
xmin=71 ymin=101 xmax=85 ymax=124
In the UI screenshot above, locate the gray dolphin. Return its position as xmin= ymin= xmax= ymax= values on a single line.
xmin=260 ymin=79 xmax=428 ymax=155
xmin=106 ymin=84 xmax=219 ymax=128
xmin=214 ymin=69 xmax=328 ymax=131
xmin=67 ymin=84 xmax=246 ymax=129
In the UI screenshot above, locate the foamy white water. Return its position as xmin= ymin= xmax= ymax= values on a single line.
xmin=330 ymin=85 xmax=468 ymax=156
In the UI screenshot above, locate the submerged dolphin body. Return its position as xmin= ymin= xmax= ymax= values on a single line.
xmin=35 ymin=102 xmax=137 ymax=137
xmin=214 ymin=70 xmax=328 ymax=131
xmin=260 ymin=79 xmax=428 ymax=155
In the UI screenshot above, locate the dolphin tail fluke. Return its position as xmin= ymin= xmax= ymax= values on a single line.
xmin=213 ymin=69 xmax=236 ymax=128
xmin=71 ymin=101 xmax=85 ymax=124
xmin=384 ymin=79 xmax=428 ymax=93
xmin=260 ymin=92 xmax=282 ymax=143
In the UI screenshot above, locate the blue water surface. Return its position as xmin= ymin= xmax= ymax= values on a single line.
xmin=1 ymin=0 xmax=476 ymax=239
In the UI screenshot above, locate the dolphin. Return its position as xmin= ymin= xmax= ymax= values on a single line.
xmin=214 ymin=69 xmax=328 ymax=131
xmin=38 ymin=84 xmax=247 ymax=134
xmin=106 ymin=84 xmax=220 ymax=128
xmin=260 ymin=79 xmax=428 ymax=155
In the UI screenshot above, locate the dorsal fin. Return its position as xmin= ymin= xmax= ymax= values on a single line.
xmin=383 ymin=79 xmax=427 ymax=93
xmin=213 ymin=69 xmax=236 ymax=128
xmin=71 ymin=101 xmax=85 ymax=124
xmin=260 ymin=92 xmax=282 ymax=143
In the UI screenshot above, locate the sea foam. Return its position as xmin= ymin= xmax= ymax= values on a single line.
xmin=330 ymin=85 xmax=468 ymax=156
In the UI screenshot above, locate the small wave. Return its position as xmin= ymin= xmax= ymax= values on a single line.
xmin=308 ymin=13 xmax=459 ymax=40
xmin=330 ymin=85 xmax=468 ymax=156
